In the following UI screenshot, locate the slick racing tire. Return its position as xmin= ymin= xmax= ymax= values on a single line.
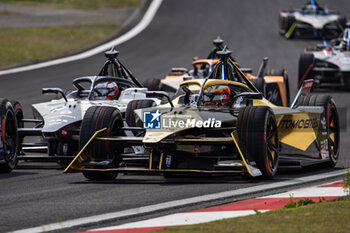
xmin=0 ymin=99 xmax=18 ymax=173
xmin=125 ymin=99 xmax=156 ymax=128
xmin=320 ymin=96 xmax=340 ymax=168
xmin=10 ymin=100 xmax=23 ymax=129
xmin=297 ymin=95 xmax=340 ymax=168
xmin=145 ymin=78 xmax=161 ymax=91
xmin=265 ymin=69 xmax=290 ymax=106
xmin=80 ymin=106 xmax=124 ymax=180
xmin=237 ymin=106 xmax=279 ymax=179
xmin=10 ymin=100 xmax=23 ymax=151
xmin=279 ymin=14 xmax=295 ymax=38
xmin=298 ymin=53 xmax=314 ymax=88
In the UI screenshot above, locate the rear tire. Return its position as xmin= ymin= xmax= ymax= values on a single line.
xmin=145 ymin=78 xmax=161 ymax=91
xmin=298 ymin=53 xmax=314 ymax=88
xmin=314 ymin=96 xmax=340 ymax=167
xmin=237 ymin=106 xmax=279 ymax=179
xmin=296 ymin=95 xmax=340 ymax=168
xmin=125 ymin=99 xmax=156 ymax=128
xmin=80 ymin=106 xmax=124 ymax=180
xmin=0 ymin=99 xmax=18 ymax=172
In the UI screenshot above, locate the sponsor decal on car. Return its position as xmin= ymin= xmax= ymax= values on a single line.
xmin=143 ymin=110 xmax=222 ymax=129
xmin=278 ymin=118 xmax=318 ymax=129
xmin=320 ymin=138 xmax=329 ymax=159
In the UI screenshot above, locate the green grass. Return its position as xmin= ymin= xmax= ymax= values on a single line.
xmin=156 ymin=199 xmax=350 ymax=233
xmin=283 ymin=198 xmax=316 ymax=208
xmin=2 ymin=0 xmax=140 ymax=9
xmin=0 ymin=24 xmax=119 ymax=68
xmin=344 ymin=169 xmax=350 ymax=195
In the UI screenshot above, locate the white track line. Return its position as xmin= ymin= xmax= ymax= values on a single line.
xmin=262 ymin=186 xmax=346 ymax=198
xmin=0 ymin=0 xmax=163 ymax=77
xmin=91 ymin=180 xmax=345 ymax=232
xmin=92 ymin=210 xmax=269 ymax=231
xmin=9 ymin=169 xmax=347 ymax=233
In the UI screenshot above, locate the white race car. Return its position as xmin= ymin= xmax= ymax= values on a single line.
xmin=298 ymin=27 xmax=350 ymax=88
xmin=11 ymin=49 xmax=162 ymax=163
xmin=279 ymin=0 xmax=346 ymax=39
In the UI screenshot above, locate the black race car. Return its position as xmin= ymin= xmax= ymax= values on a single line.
xmin=65 ymin=50 xmax=340 ymax=181
xmin=146 ymin=37 xmax=291 ymax=107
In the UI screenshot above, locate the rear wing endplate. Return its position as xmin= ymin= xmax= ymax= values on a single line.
xmin=290 ymin=79 xmax=314 ymax=109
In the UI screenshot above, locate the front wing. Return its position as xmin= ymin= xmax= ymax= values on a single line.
xmin=64 ymin=128 xmax=262 ymax=177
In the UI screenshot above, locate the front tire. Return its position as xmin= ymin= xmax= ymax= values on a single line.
xmin=237 ymin=106 xmax=279 ymax=179
xmin=80 ymin=106 xmax=124 ymax=180
xmin=0 ymin=99 xmax=18 ymax=172
xmin=10 ymin=100 xmax=23 ymax=163
xmin=280 ymin=14 xmax=295 ymax=39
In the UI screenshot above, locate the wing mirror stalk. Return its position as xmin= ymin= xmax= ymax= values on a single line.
xmin=256 ymin=57 xmax=269 ymax=79
xmin=232 ymin=92 xmax=263 ymax=103
xmin=42 ymin=88 xmax=68 ymax=102
xmin=146 ymin=91 xmax=174 ymax=108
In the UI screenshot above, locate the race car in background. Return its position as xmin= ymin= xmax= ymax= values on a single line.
xmin=146 ymin=37 xmax=291 ymax=107
xmin=298 ymin=27 xmax=350 ymax=88
xmin=279 ymin=0 xmax=346 ymax=39
xmin=65 ymin=49 xmax=340 ymax=181
xmin=10 ymin=49 xmax=162 ymax=163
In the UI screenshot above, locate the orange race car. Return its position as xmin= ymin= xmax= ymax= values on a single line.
xmin=145 ymin=37 xmax=290 ymax=107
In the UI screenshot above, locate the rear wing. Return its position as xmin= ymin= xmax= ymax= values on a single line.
xmin=291 ymin=79 xmax=314 ymax=109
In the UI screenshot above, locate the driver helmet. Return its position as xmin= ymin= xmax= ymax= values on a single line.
xmin=304 ymin=0 xmax=317 ymax=13
xmin=203 ymin=85 xmax=231 ymax=105
xmin=94 ymin=81 xmax=119 ymax=100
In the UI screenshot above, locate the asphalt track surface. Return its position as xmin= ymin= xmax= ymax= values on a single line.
xmin=1 ymin=0 xmax=350 ymax=232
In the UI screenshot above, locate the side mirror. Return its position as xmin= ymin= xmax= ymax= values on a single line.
xmin=181 ymin=86 xmax=193 ymax=105
xmin=146 ymin=91 xmax=174 ymax=107
xmin=233 ymin=92 xmax=263 ymax=102
xmin=42 ymin=88 xmax=68 ymax=102
xmin=182 ymin=86 xmax=192 ymax=95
